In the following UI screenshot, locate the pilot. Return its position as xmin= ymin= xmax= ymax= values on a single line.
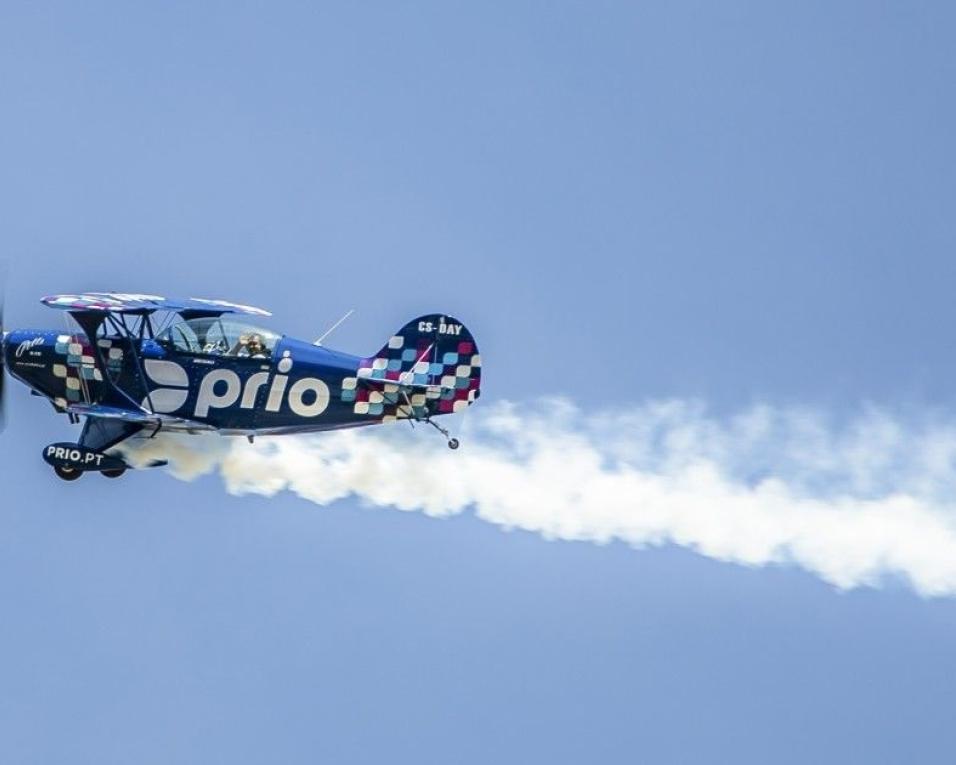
xmin=235 ymin=333 xmax=268 ymax=358
xmin=245 ymin=334 xmax=268 ymax=358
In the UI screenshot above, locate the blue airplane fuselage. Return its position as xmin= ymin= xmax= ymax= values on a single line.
xmin=5 ymin=329 xmax=388 ymax=434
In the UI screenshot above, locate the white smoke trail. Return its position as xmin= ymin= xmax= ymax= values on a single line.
xmin=122 ymin=399 xmax=956 ymax=596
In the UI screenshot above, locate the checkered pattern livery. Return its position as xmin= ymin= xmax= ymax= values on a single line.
xmin=52 ymin=335 xmax=124 ymax=404
xmin=339 ymin=316 xmax=481 ymax=421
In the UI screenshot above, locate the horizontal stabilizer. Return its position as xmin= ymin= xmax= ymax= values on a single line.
xmin=339 ymin=314 xmax=481 ymax=420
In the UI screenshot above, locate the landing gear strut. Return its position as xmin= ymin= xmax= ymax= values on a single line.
xmin=400 ymin=392 xmax=461 ymax=450
xmin=425 ymin=418 xmax=460 ymax=450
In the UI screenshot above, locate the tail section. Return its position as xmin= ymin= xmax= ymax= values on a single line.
xmin=342 ymin=314 xmax=481 ymax=419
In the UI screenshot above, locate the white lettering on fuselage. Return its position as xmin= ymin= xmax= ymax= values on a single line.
xmin=195 ymin=369 xmax=242 ymax=417
xmin=15 ymin=337 xmax=44 ymax=358
xmin=148 ymin=358 xmax=331 ymax=420
xmin=288 ymin=378 xmax=330 ymax=417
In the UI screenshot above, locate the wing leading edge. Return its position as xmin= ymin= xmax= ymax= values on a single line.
xmin=41 ymin=293 xmax=271 ymax=317
xmin=67 ymin=403 xmax=216 ymax=433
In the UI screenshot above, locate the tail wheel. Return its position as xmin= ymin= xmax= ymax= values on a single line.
xmin=54 ymin=465 xmax=82 ymax=482
xmin=102 ymin=468 xmax=126 ymax=479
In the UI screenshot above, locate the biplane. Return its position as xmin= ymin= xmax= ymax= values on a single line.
xmin=0 ymin=293 xmax=481 ymax=480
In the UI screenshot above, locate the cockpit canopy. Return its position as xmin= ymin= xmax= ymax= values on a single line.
xmin=157 ymin=317 xmax=281 ymax=359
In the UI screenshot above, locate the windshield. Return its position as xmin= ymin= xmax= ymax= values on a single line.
xmin=158 ymin=317 xmax=281 ymax=359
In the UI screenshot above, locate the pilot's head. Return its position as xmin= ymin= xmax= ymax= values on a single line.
xmin=248 ymin=334 xmax=264 ymax=353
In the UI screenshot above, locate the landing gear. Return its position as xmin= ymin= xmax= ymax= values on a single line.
xmin=400 ymin=392 xmax=462 ymax=450
xmin=54 ymin=465 xmax=82 ymax=482
xmin=423 ymin=417 xmax=460 ymax=450
xmin=44 ymin=442 xmax=132 ymax=482
xmin=52 ymin=465 xmax=127 ymax=480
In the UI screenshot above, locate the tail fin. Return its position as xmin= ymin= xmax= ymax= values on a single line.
xmin=355 ymin=314 xmax=481 ymax=415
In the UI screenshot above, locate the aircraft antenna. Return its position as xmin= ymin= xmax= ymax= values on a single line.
xmin=314 ymin=309 xmax=355 ymax=346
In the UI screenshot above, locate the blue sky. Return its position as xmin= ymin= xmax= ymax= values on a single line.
xmin=2 ymin=2 xmax=956 ymax=762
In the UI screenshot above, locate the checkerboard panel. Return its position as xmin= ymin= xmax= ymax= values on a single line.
xmin=338 ymin=316 xmax=481 ymax=420
xmin=53 ymin=334 xmax=124 ymax=403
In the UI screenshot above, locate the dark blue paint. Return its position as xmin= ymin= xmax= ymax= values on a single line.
xmin=1 ymin=304 xmax=480 ymax=472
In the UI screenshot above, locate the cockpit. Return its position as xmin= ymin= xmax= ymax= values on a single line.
xmin=157 ymin=317 xmax=282 ymax=359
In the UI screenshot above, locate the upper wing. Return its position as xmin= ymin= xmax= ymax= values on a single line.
xmin=41 ymin=293 xmax=271 ymax=317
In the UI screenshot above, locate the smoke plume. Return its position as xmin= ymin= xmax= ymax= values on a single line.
xmin=123 ymin=399 xmax=956 ymax=596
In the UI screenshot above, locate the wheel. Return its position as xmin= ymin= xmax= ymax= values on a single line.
xmin=54 ymin=465 xmax=82 ymax=482
xmin=448 ymin=438 xmax=460 ymax=450
xmin=102 ymin=468 xmax=127 ymax=479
